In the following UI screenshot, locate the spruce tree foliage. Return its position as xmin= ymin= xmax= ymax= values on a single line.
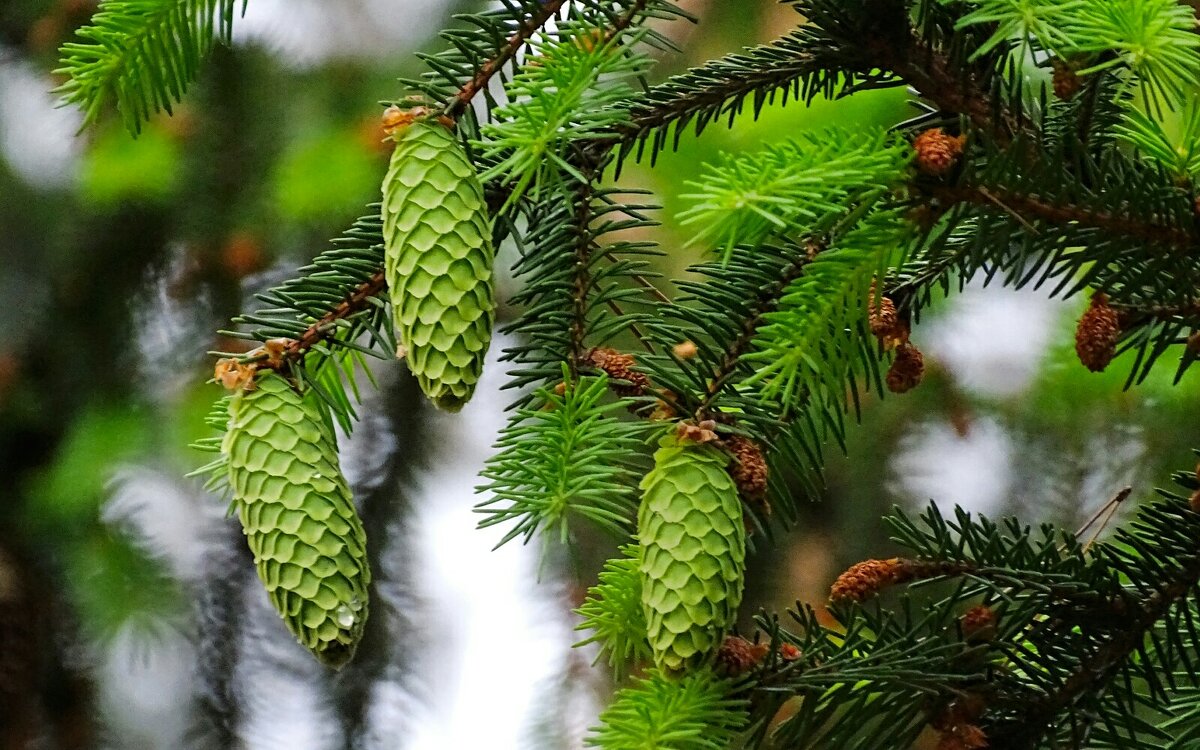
xmin=57 ymin=0 xmax=1200 ymax=745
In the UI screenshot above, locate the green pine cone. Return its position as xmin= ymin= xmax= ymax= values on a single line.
xmin=638 ymin=435 xmax=746 ymax=672
xmin=382 ymin=119 xmax=496 ymax=412
xmin=223 ymin=373 xmax=370 ymax=668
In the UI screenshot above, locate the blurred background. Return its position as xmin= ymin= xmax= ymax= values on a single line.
xmin=1 ymin=1 xmax=1199 ymax=748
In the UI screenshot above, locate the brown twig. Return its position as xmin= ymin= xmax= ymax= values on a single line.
xmin=444 ymin=0 xmax=569 ymax=119
xmin=929 ymin=184 xmax=1194 ymax=249
xmin=267 ymin=271 xmax=388 ymax=372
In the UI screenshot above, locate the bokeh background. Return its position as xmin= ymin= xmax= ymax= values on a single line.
xmin=2 ymin=1 xmax=1199 ymax=748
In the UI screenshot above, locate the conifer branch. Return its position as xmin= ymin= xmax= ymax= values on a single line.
xmin=996 ymin=547 xmax=1200 ymax=747
xmin=268 ymin=271 xmax=387 ymax=373
xmin=692 ymin=242 xmax=817 ymax=420
xmin=929 ymin=184 xmax=1195 ymax=249
xmin=443 ymin=0 xmax=568 ymax=119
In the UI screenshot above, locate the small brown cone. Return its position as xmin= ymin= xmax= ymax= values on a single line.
xmin=914 ymin=128 xmax=966 ymax=177
xmin=1051 ymin=58 xmax=1081 ymax=100
xmin=1075 ymin=293 xmax=1120 ymax=372
xmin=887 ymin=342 xmax=925 ymax=394
xmin=588 ymin=347 xmax=649 ymax=397
xmin=869 ymin=293 xmax=899 ymax=340
xmin=830 ymin=558 xmax=906 ymax=603
xmin=725 ymin=435 xmax=769 ymax=503
xmin=715 ymin=635 xmax=770 ymax=676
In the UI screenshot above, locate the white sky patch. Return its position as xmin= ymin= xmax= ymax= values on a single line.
xmin=234 ymin=579 xmax=345 ymax=750
xmin=891 ymin=417 xmax=1016 ymax=517
xmin=921 ymin=281 xmax=1067 ymax=398
xmin=404 ymin=332 xmax=591 ymax=750
xmin=0 ymin=55 xmax=82 ymax=190
xmin=96 ymin=625 xmax=198 ymax=750
xmin=235 ymin=0 xmax=450 ymax=69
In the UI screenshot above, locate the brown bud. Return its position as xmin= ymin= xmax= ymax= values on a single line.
xmin=778 ymin=642 xmax=802 ymax=661
xmin=715 ymin=636 xmax=770 ymax=676
xmin=675 ymin=420 xmax=719 ymax=444
xmin=214 ymin=358 xmax=257 ymax=392
xmin=1051 ymin=58 xmax=1081 ymax=100
xmin=886 ymin=342 xmax=925 ymax=394
xmin=914 ymin=128 xmax=966 ymax=177
xmin=1075 ymin=292 xmax=1120 ymax=372
xmin=381 ymin=104 xmax=430 ymax=136
xmin=672 ymin=340 xmax=699 ymax=360
xmin=960 ymin=605 xmax=998 ymax=642
xmin=261 ymin=338 xmax=292 ymax=369
xmin=588 ymin=347 xmax=649 ymax=397
xmin=725 ymin=435 xmax=769 ymax=502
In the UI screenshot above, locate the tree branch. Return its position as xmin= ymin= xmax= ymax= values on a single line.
xmin=993 ymin=557 xmax=1200 ymax=748
xmin=444 ymin=0 xmax=569 ymax=119
xmin=929 ymin=184 xmax=1194 ymax=249
xmin=693 ymin=243 xmax=818 ymax=420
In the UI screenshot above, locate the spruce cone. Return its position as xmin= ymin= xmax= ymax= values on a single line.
xmin=224 ymin=373 xmax=370 ymax=667
xmin=639 ymin=434 xmax=746 ymax=671
xmin=886 ymin=342 xmax=925 ymax=393
xmin=1075 ymin=293 xmax=1120 ymax=372
xmin=913 ymin=128 xmax=966 ymax=176
xmin=382 ymin=120 xmax=496 ymax=411
xmin=589 ymin=347 xmax=649 ymax=397
xmin=725 ymin=435 xmax=769 ymax=502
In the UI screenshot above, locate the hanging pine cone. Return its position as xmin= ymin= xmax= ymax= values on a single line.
xmin=1074 ymin=292 xmax=1120 ymax=372
xmin=382 ymin=119 xmax=496 ymax=412
xmin=639 ymin=434 xmax=746 ymax=671
xmin=868 ymin=291 xmax=899 ymax=341
xmin=589 ymin=347 xmax=650 ymax=397
xmin=886 ymin=342 xmax=925 ymax=393
xmin=224 ymin=373 xmax=370 ymax=668
xmin=913 ymin=128 xmax=966 ymax=176
xmin=868 ymin=287 xmax=907 ymax=349
xmin=724 ymin=435 xmax=769 ymax=503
